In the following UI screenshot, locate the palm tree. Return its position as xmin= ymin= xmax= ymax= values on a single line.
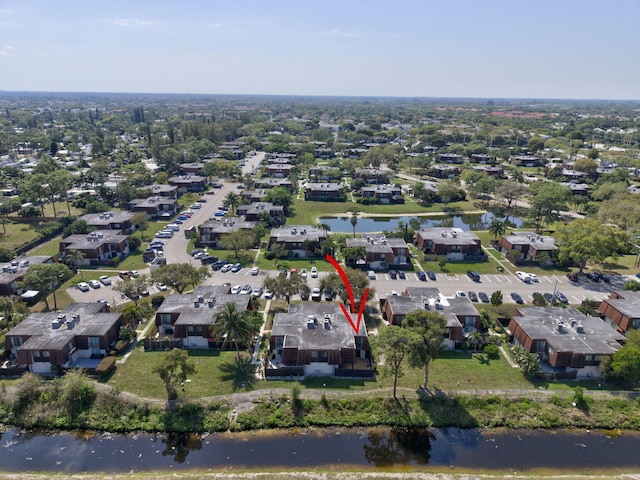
xmin=488 ymin=219 xmax=507 ymax=240
xmin=223 ymin=192 xmax=240 ymax=216
xmin=66 ymin=249 xmax=86 ymax=279
xmin=468 ymin=331 xmax=483 ymax=352
xmin=213 ymin=303 xmax=251 ymax=356
xmin=350 ymin=211 xmax=359 ymax=238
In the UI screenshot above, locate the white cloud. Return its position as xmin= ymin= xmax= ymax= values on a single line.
xmin=0 ymin=45 xmax=16 ymax=56
xmin=114 ymin=19 xmax=154 ymax=27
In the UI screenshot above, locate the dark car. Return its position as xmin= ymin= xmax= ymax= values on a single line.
xmin=585 ymin=272 xmax=600 ymax=282
xmin=510 ymin=292 xmax=524 ymax=304
xmin=543 ymin=292 xmax=554 ymax=303
xmin=468 ymin=291 xmax=478 ymax=302
xmin=324 ymin=290 xmax=334 ymax=301
xmin=398 ymin=270 xmax=406 ymax=279
xmin=427 ymin=271 xmax=436 ymax=281
xmin=417 ymin=271 xmax=427 ymax=281
xmin=200 ymin=255 xmax=218 ymax=265
xmin=478 ymin=291 xmax=489 ymax=303
xmin=211 ymin=260 xmax=228 ymax=271
xmin=467 ymin=270 xmax=480 ymax=282
xmin=597 ymin=273 xmax=611 ymax=283
xmin=389 ymin=270 xmax=397 ymax=279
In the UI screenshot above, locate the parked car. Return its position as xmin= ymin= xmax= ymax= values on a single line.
xmin=585 ymin=272 xmax=600 ymax=282
xmin=231 ymin=285 xmax=242 ymax=294
xmin=300 ymin=268 xmax=308 ymax=278
xmin=129 ymin=270 xmax=140 ymax=278
xmin=214 ymin=210 xmax=226 ymax=217
xmin=141 ymin=288 xmax=150 ymax=297
xmin=516 ymin=271 xmax=531 ymax=282
xmin=190 ymin=203 xmax=201 ymax=210
xmin=77 ymin=282 xmax=90 ymax=292
xmin=510 ymin=292 xmax=524 ymax=304
xmin=221 ymin=263 xmax=233 ymax=273
xmin=231 ymin=263 xmax=242 ymax=273
xmin=324 ymin=290 xmax=334 ymax=301
xmin=555 ymin=291 xmax=569 ymax=304
xmin=88 ymin=279 xmax=101 ymax=289
xmin=196 ymin=198 xmax=207 ymax=204
xmin=118 ymin=271 xmax=129 ymax=279
xmin=367 ymin=270 xmax=376 ymax=280
xmin=398 ymin=270 xmax=406 ymax=280
xmin=99 ymin=275 xmax=112 ymax=286
xmin=240 ymin=284 xmax=252 ymax=295
xmin=311 ymin=287 xmax=321 ymax=301
xmin=566 ymin=273 xmax=579 ymax=282
xmin=417 ymin=271 xmax=427 ymax=281
xmin=478 ymin=291 xmax=489 ymax=303
xmin=211 ymin=260 xmax=227 ymax=271
xmin=467 ymin=270 xmax=480 ymax=282
xmin=543 ymin=292 xmax=554 ymax=303
xmin=468 ymin=291 xmax=478 ymax=302
xmin=252 ymin=287 xmax=263 ymax=297
xmin=597 ymin=273 xmax=611 ymax=283
xmin=389 ymin=270 xmax=397 ymax=279
xmin=456 ymin=291 xmax=465 ymax=297
xmin=427 ymin=271 xmax=436 ymax=281
xmin=250 ymin=267 xmax=260 ymax=275
xmin=156 ymin=282 xmax=168 ymax=291
xmin=264 ymin=290 xmax=274 ymax=300
xmin=310 ymin=267 xmax=318 ymax=278
xmin=527 ymin=273 xmax=539 ymax=282
xmin=200 ymin=255 xmax=218 ymax=265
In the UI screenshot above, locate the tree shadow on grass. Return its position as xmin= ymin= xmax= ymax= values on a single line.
xmin=218 ymin=356 xmax=257 ymax=391
xmin=418 ymin=394 xmax=479 ymax=428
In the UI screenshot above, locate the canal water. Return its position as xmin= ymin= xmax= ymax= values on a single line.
xmin=320 ymin=212 xmax=524 ymax=233
xmin=1 ymin=427 xmax=638 ymax=473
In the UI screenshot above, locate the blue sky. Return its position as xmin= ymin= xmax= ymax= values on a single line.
xmin=1 ymin=0 xmax=638 ymax=99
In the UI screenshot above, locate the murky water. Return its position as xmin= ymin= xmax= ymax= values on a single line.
xmin=1 ymin=427 xmax=638 ymax=472
xmin=320 ymin=212 xmax=524 ymax=233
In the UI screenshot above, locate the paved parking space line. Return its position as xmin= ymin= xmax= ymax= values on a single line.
xmin=571 ymin=295 xmax=582 ymax=303
xmin=384 ymin=274 xmax=389 ymax=281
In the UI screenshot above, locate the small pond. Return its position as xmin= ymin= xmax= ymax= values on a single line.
xmin=0 ymin=427 xmax=638 ymax=473
xmin=320 ymin=212 xmax=524 ymax=233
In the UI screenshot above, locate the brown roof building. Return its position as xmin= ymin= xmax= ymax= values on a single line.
xmin=414 ymin=228 xmax=484 ymax=261
xmin=598 ymin=291 xmax=640 ymax=333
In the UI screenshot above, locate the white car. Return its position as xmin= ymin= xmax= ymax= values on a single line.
xmin=367 ymin=270 xmax=376 ymax=280
xmin=310 ymin=267 xmax=318 ymax=278
xmin=263 ymin=290 xmax=274 ymax=300
xmin=527 ymin=273 xmax=539 ymax=282
xmin=456 ymin=291 xmax=466 ymax=297
xmin=190 ymin=203 xmax=201 ymax=209
xmin=99 ymin=275 xmax=112 ymax=286
xmin=231 ymin=284 xmax=242 ymax=294
xmin=516 ymin=271 xmax=531 ymax=283
xmin=88 ymin=279 xmax=101 ymax=289
xmin=77 ymin=282 xmax=90 ymax=292
xmin=300 ymin=268 xmax=308 ymax=278
xmin=156 ymin=282 xmax=168 ymax=291
xmin=252 ymin=287 xmax=263 ymax=297
xmin=250 ymin=267 xmax=260 ymax=276
xmin=221 ymin=264 xmax=233 ymax=273
xmin=311 ymin=287 xmax=321 ymax=301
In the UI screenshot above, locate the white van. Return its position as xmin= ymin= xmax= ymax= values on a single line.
xmin=367 ymin=270 xmax=376 ymax=280
xmin=166 ymin=223 xmax=180 ymax=231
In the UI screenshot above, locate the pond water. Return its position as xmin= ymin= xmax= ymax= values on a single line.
xmin=0 ymin=427 xmax=638 ymax=473
xmin=320 ymin=212 xmax=524 ymax=233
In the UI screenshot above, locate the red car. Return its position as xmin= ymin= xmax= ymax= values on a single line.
xmin=566 ymin=273 xmax=578 ymax=282
xmin=119 ymin=271 xmax=130 ymax=279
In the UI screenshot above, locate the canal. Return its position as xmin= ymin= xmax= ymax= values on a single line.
xmin=1 ymin=427 xmax=638 ymax=473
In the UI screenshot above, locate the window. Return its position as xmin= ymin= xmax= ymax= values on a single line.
xmin=187 ymin=325 xmax=202 ymax=336
xmin=633 ymin=319 xmax=640 ymax=329
xmin=535 ymin=340 xmax=546 ymax=353
xmin=160 ymin=314 xmax=172 ymax=325
xmin=65 ymin=343 xmax=75 ymax=354
xmin=11 ymin=337 xmax=22 ymax=347
xmin=32 ymin=350 xmax=50 ymax=362
xmin=89 ymin=337 xmax=100 ymax=348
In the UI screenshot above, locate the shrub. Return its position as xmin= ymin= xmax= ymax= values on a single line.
xmin=151 ymin=295 xmax=165 ymax=309
xmin=115 ymin=340 xmax=131 ymax=353
xmin=483 ymin=344 xmax=500 ymax=359
xmin=96 ymin=356 xmax=117 ymax=378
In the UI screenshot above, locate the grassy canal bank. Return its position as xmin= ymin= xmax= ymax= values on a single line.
xmin=1 ymin=374 xmax=640 ymax=433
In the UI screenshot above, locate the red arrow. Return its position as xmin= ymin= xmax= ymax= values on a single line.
xmin=325 ymin=254 xmax=369 ymax=334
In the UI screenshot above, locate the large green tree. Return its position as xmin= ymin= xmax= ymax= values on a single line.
xmin=151 ymin=263 xmax=210 ymax=294
xmin=554 ymin=218 xmax=629 ymax=272
xmin=263 ymin=274 xmax=310 ymax=304
xmin=153 ymin=348 xmax=197 ymax=402
xmin=375 ymin=326 xmax=422 ymax=399
xmin=212 ymin=302 xmax=255 ymax=355
xmin=19 ymin=263 xmax=73 ymax=311
xmin=219 ymin=230 xmax=257 ymax=259
xmin=528 ymin=182 xmax=570 ymax=232
xmin=319 ymin=267 xmax=373 ymax=310
xmin=402 ymin=310 xmax=447 ymax=391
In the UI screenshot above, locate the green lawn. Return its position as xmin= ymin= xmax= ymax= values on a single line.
xmin=0 ymin=221 xmax=51 ymax=251
xmin=255 ymin=254 xmax=336 ymax=273
xmin=420 ymin=257 xmax=503 ymax=275
xmin=26 ymin=235 xmax=63 ymax=256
